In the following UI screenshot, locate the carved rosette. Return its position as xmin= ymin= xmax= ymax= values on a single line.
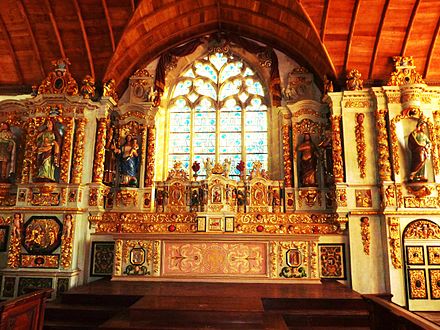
xmin=20 ymin=118 xmax=38 ymax=183
xmin=60 ymin=117 xmax=74 ymax=183
xmin=331 ymin=115 xmax=344 ymax=182
xmin=282 ymin=124 xmax=293 ymax=187
xmin=71 ymin=118 xmax=87 ymax=184
xmin=388 ymin=217 xmax=402 ymax=269
xmin=92 ymin=118 xmax=108 ymax=183
xmin=145 ymin=127 xmax=156 ymax=186
xmin=355 ymin=114 xmax=367 ymax=178
xmin=374 ymin=109 xmax=392 ymax=181
xmin=61 ymin=217 xmax=75 ymax=269
xmin=360 ymin=217 xmax=370 ymax=255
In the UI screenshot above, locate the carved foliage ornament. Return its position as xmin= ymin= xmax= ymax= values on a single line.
xmin=404 ymin=220 xmax=440 ymax=239
xmin=388 ymin=217 xmax=402 ymax=269
xmin=387 ymin=56 xmax=425 ymax=86
xmin=282 ymin=125 xmax=292 ymax=187
xmin=331 ymin=115 xmax=344 ymax=182
xmin=360 ymin=217 xmax=370 ymax=255
xmin=355 ymin=113 xmax=367 ymax=178
xmin=345 ymin=69 xmax=363 ymax=91
xmin=38 ymin=58 xmax=78 ymax=96
xmin=375 ymin=109 xmax=392 ymax=181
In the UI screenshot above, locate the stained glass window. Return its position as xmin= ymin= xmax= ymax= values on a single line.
xmin=168 ymin=52 xmax=268 ymax=179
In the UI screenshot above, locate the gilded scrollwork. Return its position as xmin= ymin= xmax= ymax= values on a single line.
xmin=282 ymin=124 xmax=293 ymax=187
xmin=152 ymin=240 xmax=161 ymax=275
xmin=336 ymin=188 xmax=348 ymax=207
xmin=116 ymin=190 xmax=138 ymax=207
xmin=331 ymin=115 xmax=344 ymax=182
xmin=114 ymin=239 xmax=123 ymax=275
xmin=145 ymin=127 xmax=155 ymax=186
xmin=92 ymin=118 xmax=108 ymax=183
xmin=387 ymin=56 xmax=425 ymax=86
xmin=404 ymin=220 xmax=440 ymax=239
xmin=375 ymin=109 xmax=392 ymax=181
xmin=7 ymin=214 xmax=21 ymax=268
xmin=355 ymin=113 xmax=367 ymax=178
xmin=344 ymin=100 xmax=370 ymax=108
xmin=360 ymin=217 xmax=370 ymax=255
xmin=71 ymin=118 xmax=87 ymax=184
xmin=388 ymin=217 xmax=402 ymax=269
xmin=21 ymin=118 xmax=38 ymax=184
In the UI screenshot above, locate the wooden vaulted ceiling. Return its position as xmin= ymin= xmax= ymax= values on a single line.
xmin=0 ymin=0 xmax=439 ymax=95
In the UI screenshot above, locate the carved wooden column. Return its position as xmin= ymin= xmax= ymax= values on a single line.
xmin=374 ymin=109 xmax=392 ymax=182
xmin=331 ymin=115 xmax=344 ymax=183
xmin=71 ymin=118 xmax=87 ymax=184
xmin=20 ymin=118 xmax=37 ymax=184
xmin=92 ymin=118 xmax=108 ymax=183
xmin=60 ymin=117 xmax=74 ymax=183
xmin=145 ymin=126 xmax=155 ymax=187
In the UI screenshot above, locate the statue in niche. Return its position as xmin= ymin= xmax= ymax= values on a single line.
xmin=34 ymin=119 xmax=62 ymax=182
xmin=297 ymin=133 xmax=319 ymax=187
xmin=116 ymin=134 xmax=139 ymax=186
xmin=103 ymin=122 xmax=119 ymax=185
xmin=0 ymin=123 xmax=16 ymax=182
xmin=408 ymin=120 xmax=431 ymax=182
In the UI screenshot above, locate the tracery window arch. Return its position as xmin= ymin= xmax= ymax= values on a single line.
xmin=167 ymin=52 xmax=269 ymax=179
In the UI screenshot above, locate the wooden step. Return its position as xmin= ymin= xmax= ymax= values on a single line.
xmin=44 ymin=320 xmax=99 ymax=330
xmin=45 ymin=303 xmax=122 ymax=323
xmin=60 ymin=292 xmax=141 ymax=306
xmin=263 ymin=297 xmax=368 ymax=311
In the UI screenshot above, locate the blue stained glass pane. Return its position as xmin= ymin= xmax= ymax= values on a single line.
xmin=194 ymin=62 xmax=217 ymax=82
xmin=245 ymin=112 xmax=267 ymax=131
xmin=169 ymin=133 xmax=190 ymax=154
xmin=172 ymin=80 xmax=193 ymax=97
xmin=210 ymin=53 xmax=228 ymax=71
xmin=219 ymin=80 xmax=241 ymax=100
xmin=183 ymin=68 xmax=195 ymax=78
xmin=220 ymin=133 xmax=241 ymax=153
xmin=194 ymin=112 xmax=216 ymax=132
xmin=245 ymin=133 xmax=267 ymax=153
xmin=194 ymin=133 xmax=216 ymax=154
xmin=219 ymin=62 xmax=243 ymax=83
xmin=168 ymin=154 xmax=190 ymax=171
xmin=245 ymin=79 xmax=264 ymax=96
xmin=170 ymin=98 xmax=190 ymax=112
xmin=220 ymin=112 xmax=241 ymax=132
xmin=194 ymin=79 xmax=217 ymax=100
xmin=195 ymin=98 xmax=215 ymax=112
xmin=243 ymin=68 xmax=254 ymax=77
xmin=246 ymin=154 xmax=268 ymax=173
xmin=169 ymin=113 xmax=191 ymax=132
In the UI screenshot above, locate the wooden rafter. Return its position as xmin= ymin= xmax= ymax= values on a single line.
xmin=73 ymin=0 xmax=95 ymax=78
xmin=102 ymin=0 xmax=115 ymax=52
xmin=320 ymin=0 xmax=330 ymax=41
xmin=368 ymin=0 xmax=391 ymax=79
xmin=0 ymin=14 xmax=23 ymax=83
xmin=424 ymin=17 xmax=440 ymax=78
xmin=44 ymin=0 xmax=66 ymax=59
xmin=131 ymin=0 xmax=135 ymax=12
xmin=17 ymin=0 xmax=45 ymax=78
xmin=401 ymin=0 xmax=420 ymax=55
xmin=343 ymin=0 xmax=360 ymax=74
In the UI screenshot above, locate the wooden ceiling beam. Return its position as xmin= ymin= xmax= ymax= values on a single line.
xmin=44 ymin=0 xmax=66 ymax=59
xmin=102 ymin=0 xmax=115 ymax=52
xmin=401 ymin=0 xmax=420 ymax=55
xmin=17 ymin=0 xmax=45 ymax=79
xmin=131 ymin=0 xmax=135 ymax=12
xmin=424 ymin=17 xmax=440 ymax=78
xmin=73 ymin=0 xmax=95 ymax=78
xmin=0 ymin=14 xmax=23 ymax=83
xmin=368 ymin=0 xmax=390 ymax=79
xmin=320 ymin=0 xmax=330 ymax=41
xmin=343 ymin=0 xmax=360 ymax=74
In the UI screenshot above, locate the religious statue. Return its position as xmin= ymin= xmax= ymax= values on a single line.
xmin=408 ymin=120 xmax=431 ymax=182
xmin=190 ymin=190 xmax=199 ymax=211
xmin=35 ymin=119 xmax=61 ymax=182
xmin=116 ymin=135 xmax=139 ymax=186
xmin=204 ymin=157 xmax=213 ymax=178
xmin=237 ymin=189 xmax=246 ymax=211
xmin=103 ymin=123 xmax=118 ymax=185
xmin=12 ymin=213 xmax=22 ymax=239
xmin=323 ymin=74 xmax=334 ymax=94
xmin=345 ymin=69 xmax=363 ymax=91
xmin=80 ymin=75 xmax=96 ymax=99
xmin=63 ymin=214 xmax=73 ymax=238
xmin=0 ymin=123 xmax=16 ymax=182
xmin=297 ymin=133 xmax=319 ymax=187
xmin=223 ymin=158 xmax=231 ymax=178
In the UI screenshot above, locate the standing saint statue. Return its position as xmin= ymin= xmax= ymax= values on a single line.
xmin=297 ymin=133 xmax=319 ymax=187
xmin=0 ymin=123 xmax=16 ymax=181
xmin=204 ymin=157 xmax=213 ymax=178
xmin=116 ymin=135 xmax=139 ymax=186
xmin=35 ymin=119 xmax=61 ymax=182
xmin=408 ymin=120 xmax=431 ymax=182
